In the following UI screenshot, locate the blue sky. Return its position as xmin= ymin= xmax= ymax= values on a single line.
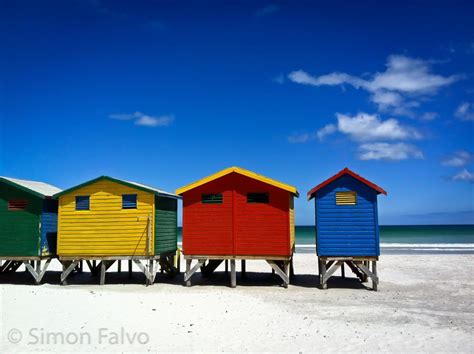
xmin=1 ymin=0 xmax=473 ymax=225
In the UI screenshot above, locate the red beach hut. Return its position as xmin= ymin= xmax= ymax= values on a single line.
xmin=176 ymin=167 xmax=299 ymax=288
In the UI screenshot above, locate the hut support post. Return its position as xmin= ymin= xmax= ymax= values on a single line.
xmin=230 ymin=259 xmax=236 ymax=288
xmin=132 ymin=259 xmax=152 ymax=285
xmin=100 ymin=261 xmax=106 ymax=285
xmin=147 ymin=259 xmax=155 ymax=286
xmin=289 ymin=257 xmax=295 ymax=282
xmin=267 ymin=260 xmax=289 ymax=288
xmin=184 ymin=258 xmax=206 ymax=287
xmin=241 ymin=260 xmax=246 ymax=277
xmin=118 ymin=261 xmax=121 ymax=273
xmin=341 ymin=262 xmax=345 ymax=278
xmin=372 ymin=261 xmax=378 ymax=291
xmin=319 ymin=259 xmax=327 ymax=289
xmin=355 ymin=261 xmax=379 ymax=291
xmin=322 ymin=261 xmax=343 ymax=284
xmin=24 ymin=259 xmax=52 ymax=285
xmin=185 ymin=259 xmax=191 ymax=287
xmin=61 ymin=260 xmax=79 ymax=285
xmin=128 ymin=260 xmax=132 ymax=278
xmin=225 ymin=260 xmax=228 ymax=274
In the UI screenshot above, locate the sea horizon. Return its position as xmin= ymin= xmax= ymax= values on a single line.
xmin=177 ymin=224 xmax=474 ymax=254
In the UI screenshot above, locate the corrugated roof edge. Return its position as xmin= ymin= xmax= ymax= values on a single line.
xmin=307 ymin=167 xmax=387 ymax=200
xmin=0 ymin=176 xmax=62 ymax=199
xmin=53 ymin=176 xmax=181 ymax=199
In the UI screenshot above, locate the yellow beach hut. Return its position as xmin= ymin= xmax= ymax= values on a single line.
xmin=54 ymin=176 xmax=180 ymax=285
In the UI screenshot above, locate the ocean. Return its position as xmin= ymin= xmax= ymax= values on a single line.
xmin=177 ymin=225 xmax=474 ymax=254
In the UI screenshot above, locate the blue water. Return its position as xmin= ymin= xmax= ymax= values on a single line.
xmin=178 ymin=225 xmax=474 ymax=254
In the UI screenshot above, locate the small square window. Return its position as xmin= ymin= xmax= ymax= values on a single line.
xmin=8 ymin=200 xmax=28 ymax=211
xmin=336 ymin=191 xmax=357 ymax=205
xmin=202 ymin=194 xmax=223 ymax=204
xmin=122 ymin=194 xmax=137 ymax=209
xmin=247 ymin=193 xmax=269 ymax=203
xmin=76 ymin=196 xmax=90 ymax=210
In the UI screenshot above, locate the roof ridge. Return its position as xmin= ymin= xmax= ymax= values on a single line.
xmin=307 ymin=168 xmax=387 ymax=200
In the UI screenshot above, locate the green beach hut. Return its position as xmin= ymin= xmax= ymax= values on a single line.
xmin=0 ymin=176 xmax=61 ymax=284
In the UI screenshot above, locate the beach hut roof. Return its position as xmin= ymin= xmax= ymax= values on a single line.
xmin=0 ymin=176 xmax=62 ymax=199
xmin=176 ymin=166 xmax=299 ymax=197
xmin=53 ymin=176 xmax=180 ymax=199
xmin=307 ymin=168 xmax=387 ymax=200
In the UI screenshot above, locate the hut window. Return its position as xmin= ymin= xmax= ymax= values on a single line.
xmin=202 ymin=194 xmax=223 ymax=204
xmin=247 ymin=193 xmax=269 ymax=204
xmin=122 ymin=194 xmax=137 ymax=209
xmin=8 ymin=200 xmax=28 ymax=211
xmin=75 ymin=196 xmax=90 ymax=210
xmin=336 ymin=191 xmax=357 ymax=205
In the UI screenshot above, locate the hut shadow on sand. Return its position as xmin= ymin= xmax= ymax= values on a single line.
xmin=0 ymin=270 xmax=372 ymax=290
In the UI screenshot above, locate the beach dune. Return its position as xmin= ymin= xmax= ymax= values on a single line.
xmin=1 ymin=254 xmax=473 ymax=352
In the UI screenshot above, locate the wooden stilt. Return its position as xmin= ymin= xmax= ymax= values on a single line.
xmin=225 ymin=260 xmax=228 ymax=274
xmin=118 ymin=261 xmax=121 ymax=273
xmin=320 ymin=259 xmax=327 ymax=289
xmin=128 ymin=260 xmax=132 ymax=278
xmin=61 ymin=262 xmax=68 ymax=285
xmin=341 ymin=262 xmax=345 ymax=278
xmin=148 ymin=259 xmax=154 ymax=285
xmin=362 ymin=261 xmax=368 ymax=282
xmin=100 ymin=261 xmax=106 ymax=285
xmin=282 ymin=261 xmax=289 ymax=288
xmin=241 ymin=259 xmax=246 ymax=277
xmin=290 ymin=257 xmax=295 ymax=282
xmin=23 ymin=259 xmax=52 ymax=284
xmin=267 ymin=260 xmax=289 ymax=287
xmin=372 ymin=261 xmax=378 ymax=291
xmin=185 ymin=259 xmax=192 ymax=287
xmin=61 ymin=261 xmax=79 ymax=285
xmin=230 ymin=259 xmax=236 ymax=288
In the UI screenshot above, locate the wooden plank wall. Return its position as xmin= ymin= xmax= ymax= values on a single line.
xmin=182 ymin=173 xmax=291 ymax=257
xmin=0 ymin=182 xmax=42 ymax=257
xmin=315 ymin=175 xmax=379 ymax=257
xmin=154 ymin=196 xmax=178 ymax=255
xmin=233 ymin=174 xmax=291 ymax=257
xmin=182 ymin=175 xmax=234 ymax=255
xmin=57 ymin=180 xmax=155 ymax=257
xmin=289 ymin=195 xmax=295 ymax=250
xmin=40 ymin=199 xmax=58 ymax=256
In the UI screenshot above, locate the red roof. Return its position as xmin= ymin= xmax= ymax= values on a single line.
xmin=307 ymin=168 xmax=387 ymax=200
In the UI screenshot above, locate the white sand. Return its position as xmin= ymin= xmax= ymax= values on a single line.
xmin=1 ymin=254 xmax=473 ymax=352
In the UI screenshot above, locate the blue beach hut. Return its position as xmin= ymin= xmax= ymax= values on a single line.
xmin=307 ymin=168 xmax=387 ymax=290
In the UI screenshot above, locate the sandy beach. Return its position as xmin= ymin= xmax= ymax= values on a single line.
xmin=1 ymin=254 xmax=473 ymax=353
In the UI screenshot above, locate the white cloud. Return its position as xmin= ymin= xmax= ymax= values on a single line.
xmin=335 ymin=113 xmax=421 ymax=141
xmin=442 ymin=150 xmax=472 ymax=167
xmin=288 ymin=55 xmax=462 ymax=117
xmin=358 ymin=142 xmax=424 ymax=161
xmin=109 ymin=112 xmax=139 ymax=120
xmin=135 ymin=114 xmax=174 ymax=127
xmin=452 ymin=169 xmax=474 ymax=183
xmin=316 ymin=124 xmax=337 ymax=140
xmin=454 ymin=102 xmax=474 ymax=121
xmin=420 ymin=112 xmax=438 ymax=121
xmin=109 ymin=111 xmax=173 ymax=127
